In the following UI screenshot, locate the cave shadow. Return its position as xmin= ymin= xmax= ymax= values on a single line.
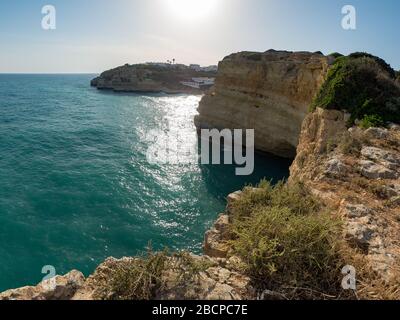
xmin=197 ymin=139 xmax=293 ymax=202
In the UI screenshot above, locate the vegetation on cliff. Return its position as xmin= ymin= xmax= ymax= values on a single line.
xmin=93 ymin=249 xmax=212 ymax=300
xmin=311 ymin=52 xmax=400 ymax=126
xmin=228 ymin=181 xmax=355 ymax=299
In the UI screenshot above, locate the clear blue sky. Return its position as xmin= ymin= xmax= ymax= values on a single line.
xmin=0 ymin=0 xmax=399 ymax=73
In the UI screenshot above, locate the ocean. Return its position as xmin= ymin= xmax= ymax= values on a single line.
xmin=0 ymin=74 xmax=291 ymax=291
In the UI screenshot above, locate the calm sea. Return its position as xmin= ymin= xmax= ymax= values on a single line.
xmin=0 ymin=74 xmax=291 ymax=291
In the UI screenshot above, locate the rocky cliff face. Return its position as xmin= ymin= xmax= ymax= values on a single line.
xmin=290 ymin=109 xmax=400 ymax=283
xmin=91 ymin=64 xmax=216 ymax=94
xmin=195 ymin=50 xmax=331 ymax=158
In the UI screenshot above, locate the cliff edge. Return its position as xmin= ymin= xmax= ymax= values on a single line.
xmin=195 ymin=50 xmax=331 ymax=158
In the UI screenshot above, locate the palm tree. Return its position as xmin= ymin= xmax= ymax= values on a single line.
xmin=173 ymin=58 xmax=176 ymax=64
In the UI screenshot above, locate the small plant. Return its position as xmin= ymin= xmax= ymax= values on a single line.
xmin=94 ymin=248 xmax=168 ymax=300
xmin=93 ymin=248 xmax=210 ymax=300
xmin=337 ymin=131 xmax=365 ymax=156
xmin=359 ymin=114 xmax=385 ymax=129
xmin=326 ymin=137 xmax=339 ymax=153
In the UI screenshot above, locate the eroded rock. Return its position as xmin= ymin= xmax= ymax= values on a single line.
xmin=0 ymin=270 xmax=85 ymax=301
xmin=361 ymin=146 xmax=400 ymax=167
xmin=195 ymin=50 xmax=330 ymax=158
xmin=340 ymin=203 xmax=372 ymax=219
xmin=226 ymin=191 xmax=243 ymax=215
xmin=345 ymin=220 xmax=376 ymax=251
xmin=365 ymin=127 xmax=389 ymax=139
xmin=359 ymin=160 xmax=397 ymax=180
xmin=203 ymin=214 xmax=230 ymax=258
xmin=325 ymin=157 xmax=349 ymax=177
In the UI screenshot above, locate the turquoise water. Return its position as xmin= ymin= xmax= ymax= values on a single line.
xmin=0 ymin=74 xmax=291 ymax=291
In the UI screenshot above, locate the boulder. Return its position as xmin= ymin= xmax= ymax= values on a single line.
xmin=341 ymin=203 xmax=372 ymax=219
xmin=226 ymin=191 xmax=243 ymax=215
xmin=365 ymin=127 xmax=389 ymax=139
xmin=346 ymin=221 xmax=375 ymax=251
xmin=388 ymin=123 xmax=400 ymax=131
xmin=361 ymin=147 xmax=400 ymax=167
xmin=359 ymin=160 xmax=397 ymax=180
xmin=204 ymin=229 xmax=230 ymax=259
xmin=325 ymin=157 xmax=349 ymax=177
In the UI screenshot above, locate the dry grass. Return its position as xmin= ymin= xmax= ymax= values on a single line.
xmin=93 ymin=249 xmax=211 ymax=300
xmin=228 ymin=181 xmax=362 ymax=300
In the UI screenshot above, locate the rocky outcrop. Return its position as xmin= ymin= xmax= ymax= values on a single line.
xmin=0 ymin=270 xmax=85 ymax=300
xmin=91 ymin=64 xmax=216 ymax=94
xmin=290 ymin=108 xmax=400 ymax=282
xmin=289 ymin=108 xmax=350 ymax=182
xmin=156 ymin=256 xmax=254 ymax=300
xmin=203 ymin=214 xmax=230 ymax=258
xmin=195 ymin=50 xmax=331 ymax=158
xmin=70 ymin=255 xmax=253 ymax=301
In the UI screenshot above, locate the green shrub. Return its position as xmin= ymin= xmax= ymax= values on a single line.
xmin=94 ymin=249 xmax=210 ymax=300
xmin=246 ymin=53 xmax=263 ymax=61
xmin=311 ymin=53 xmax=400 ymax=125
xmin=328 ymin=52 xmax=344 ymax=59
xmin=359 ymin=114 xmax=385 ymax=129
xmin=95 ymin=249 xmax=168 ymax=300
xmin=229 ymin=181 xmax=350 ymax=299
xmin=231 ymin=181 xmax=320 ymax=220
xmin=348 ymin=52 xmax=396 ymax=78
xmin=337 ymin=132 xmax=364 ymax=155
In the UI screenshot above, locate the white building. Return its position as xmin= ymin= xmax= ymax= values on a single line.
xmin=180 ymin=77 xmax=215 ymax=89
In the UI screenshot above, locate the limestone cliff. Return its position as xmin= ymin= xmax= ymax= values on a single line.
xmin=91 ymin=64 xmax=216 ymax=94
xmin=195 ymin=50 xmax=331 ymax=158
xmin=290 ymin=109 xmax=400 ymax=284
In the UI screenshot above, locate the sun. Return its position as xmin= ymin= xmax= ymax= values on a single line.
xmin=165 ymin=0 xmax=217 ymax=21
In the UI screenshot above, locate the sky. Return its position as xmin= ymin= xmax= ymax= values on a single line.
xmin=0 ymin=0 xmax=399 ymax=73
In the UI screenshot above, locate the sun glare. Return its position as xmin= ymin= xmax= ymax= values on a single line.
xmin=165 ymin=0 xmax=217 ymax=21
